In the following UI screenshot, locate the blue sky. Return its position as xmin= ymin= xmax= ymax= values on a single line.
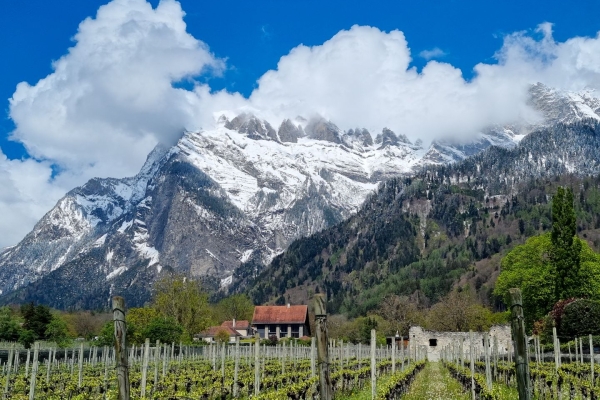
xmin=1 ymin=0 xmax=600 ymax=247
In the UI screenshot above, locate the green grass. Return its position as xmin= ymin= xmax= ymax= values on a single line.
xmin=403 ymin=362 xmax=470 ymax=400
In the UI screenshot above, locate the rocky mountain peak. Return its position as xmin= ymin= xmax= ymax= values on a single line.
xmin=277 ymin=119 xmax=304 ymax=143
xmin=343 ymin=128 xmax=373 ymax=148
xmin=225 ymin=113 xmax=278 ymax=141
xmin=304 ymin=116 xmax=342 ymax=144
xmin=375 ymin=128 xmax=411 ymax=148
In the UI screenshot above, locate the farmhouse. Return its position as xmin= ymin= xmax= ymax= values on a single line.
xmin=408 ymin=325 xmax=512 ymax=361
xmin=197 ymin=319 xmax=254 ymax=343
xmin=252 ymin=304 xmax=311 ymax=339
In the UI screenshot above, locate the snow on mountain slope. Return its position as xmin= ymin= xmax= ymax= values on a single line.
xmin=0 ymin=83 xmax=598 ymax=308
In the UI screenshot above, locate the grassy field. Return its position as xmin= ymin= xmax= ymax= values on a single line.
xmin=403 ymin=362 xmax=471 ymax=400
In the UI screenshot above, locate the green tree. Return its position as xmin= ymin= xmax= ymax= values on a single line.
xmin=97 ymin=322 xmax=114 ymax=347
xmin=153 ymin=274 xmax=213 ymax=337
xmin=551 ymin=187 xmax=583 ymax=300
xmin=0 ymin=307 xmax=21 ymax=341
xmin=18 ymin=330 xmax=36 ymax=349
xmin=126 ymin=307 xmax=160 ymax=345
xmin=45 ymin=315 xmax=71 ymax=348
xmin=495 ymin=233 xmax=600 ymax=329
xmin=141 ymin=317 xmax=183 ymax=344
xmin=215 ymin=294 xmax=254 ymax=323
xmin=21 ymin=303 xmax=52 ymax=340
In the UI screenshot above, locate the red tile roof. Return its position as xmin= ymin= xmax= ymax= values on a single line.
xmin=252 ymin=305 xmax=308 ymax=324
xmin=200 ymin=326 xmax=240 ymax=337
xmin=221 ymin=320 xmax=250 ymax=329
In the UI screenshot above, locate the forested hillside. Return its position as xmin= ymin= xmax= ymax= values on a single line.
xmin=236 ymin=120 xmax=600 ymax=316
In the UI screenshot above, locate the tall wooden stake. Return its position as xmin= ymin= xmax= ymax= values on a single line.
xmin=314 ymin=294 xmax=332 ymax=400
xmin=470 ymin=331 xmax=475 ymax=400
xmin=113 ymin=296 xmax=130 ymax=400
xmin=254 ymin=333 xmax=260 ymax=396
xmin=78 ymin=342 xmax=84 ymax=388
xmin=141 ymin=338 xmax=150 ymax=398
xmin=28 ymin=342 xmax=39 ymax=400
xmin=233 ymin=337 xmax=240 ymax=398
xmin=509 ymin=288 xmax=532 ymax=400
xmin=590 ymin=334 xmax=595 ymax=386
xmin=371 ymin=329 xmax=377 ymax=400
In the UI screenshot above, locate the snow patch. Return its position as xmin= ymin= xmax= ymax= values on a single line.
xmin=94 ymin=234 xmax=107 ymax=247
xmin=106 ymin=266 xmax=127 ymax=280
xmin=117 ymin=220 xmax=133 ymax=234
xmin=240 ymin=249 xmax=253 ymax=263
xmin=220 ymin=275 xmax=233 ymax=288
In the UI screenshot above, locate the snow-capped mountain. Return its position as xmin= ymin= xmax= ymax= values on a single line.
xmin=0 ymin=83 xmax=598 ymax=309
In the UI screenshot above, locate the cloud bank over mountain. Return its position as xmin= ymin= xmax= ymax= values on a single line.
xmin=2 ymin=0 xmax=600 ymax=247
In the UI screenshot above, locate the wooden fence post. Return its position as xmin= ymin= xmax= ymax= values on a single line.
xmin=371 ymin=329 xmax=377 ymax=400
xmin=254 ymin=333 xmax=260 ymax=396
xmin=78 ymin=342 xmax=84 ymax=388
xmin=469 ymin=331 xmax=475 ymax=400
xmin=233 ymin=336 xmax=240 ymax=398
xmin=311 ymin=337 xmax=316 ymax=378
xmin=113 ymin=296 xmax=130 ymax=400
xmin=28 ymin=342 xmax=39 ymax=400
xmin=314 ymin=294 xmax=332 ymax=400
xmin=508 ymin=288 xmax=532 ymax=400
xmin=484 ymin=333 xmax=492 ymax=389
xmin=590 ymin=334 xmax=595 ymax=386
xmin=141 ymin=338 xmax=150 ymax=398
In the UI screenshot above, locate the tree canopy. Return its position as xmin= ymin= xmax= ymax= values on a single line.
xmin=152 ymin=274 xmax=213 ymax=340
xmin=494 ymin=233 xmax=600 ymax=329
xmin=551 ymin=187 xmax=582 ymax=299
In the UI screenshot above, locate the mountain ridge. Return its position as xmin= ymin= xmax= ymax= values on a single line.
xmin=1 ymin=83 xmax=599 ymax=309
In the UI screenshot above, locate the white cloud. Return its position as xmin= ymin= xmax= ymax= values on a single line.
xmin=0 ymin=152 xmax=66 ymax=246
xmin=9 ymin=0 xmax=223 ymax=182
xmin=4 ymin=2 xmax=600 ymax=248
xmin=419 ymin=47 xmax=446 ymax=60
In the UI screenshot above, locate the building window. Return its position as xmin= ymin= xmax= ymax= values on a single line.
xmin=269 ymin=325 xmax=277 ymax=336
xmin=291 ymin=325 xmax=300 ymax=338
xmin=429 ymin=339 xmax=437 ymax=347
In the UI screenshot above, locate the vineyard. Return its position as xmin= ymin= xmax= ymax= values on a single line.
xmin=440 ymin=333 xmax=600 ymax=399
xmin=5 ymin=333 xmax=600 ymax=399
xmin=0 ymin=335 xmax=427 ymax=400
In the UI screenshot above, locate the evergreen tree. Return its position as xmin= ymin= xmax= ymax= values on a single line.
xmin=551 ymin=187 xmax=582 ymax=300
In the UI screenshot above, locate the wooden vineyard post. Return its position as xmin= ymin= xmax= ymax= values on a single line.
xmin=254 ymin=333 xmax=260 ymax=396
xmin=392 ymin=334 xmax=396 ymax=373
xmin=233 ymin=337 xmax=240 ymax=398
xmin=314 ymin=294 xmax=332 ymax=400
xmin=78 ymin=342 xmax=84 ymax=388
xmin=553 ymin=327 xmax=559 ymax=371
xmin=311 ymin=337 xmax=316 ymax=378
xmin=4 ymin=344 xmax=13 ymax=398
xmin=484 ymin=333 xmax=492 ymax=390
xmin=590 ymin=334 xmax=595 ymax=386
xmin=113 ymin=296 xmax=130 ymax=400
xmin=153 ymin=340 xmax=160 ymax=394
xmin=508 ymin=288 xmax=532 ymax=400
xmin=469 ymin=331 xmax=475 ymax=400
xmin=28 ymin=342 xmax=39 ymax=400
xmin=141 ymin=338 xmax=150 ymax=398
xmin=371 ymin=329 xmax=376 ymax=400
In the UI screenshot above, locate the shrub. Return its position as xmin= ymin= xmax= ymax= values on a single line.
xmin=560 ymin=299 xmax=600 ymax=339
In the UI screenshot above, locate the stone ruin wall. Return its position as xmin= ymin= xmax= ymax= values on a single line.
xmin=408 ymin=325 xmax=512 ymax=362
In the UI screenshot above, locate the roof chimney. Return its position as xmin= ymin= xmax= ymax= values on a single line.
xmin=233 ymin=318 xmax=236 ymax=328
xmin=287 ymin=303 xmax=290 ymax=308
